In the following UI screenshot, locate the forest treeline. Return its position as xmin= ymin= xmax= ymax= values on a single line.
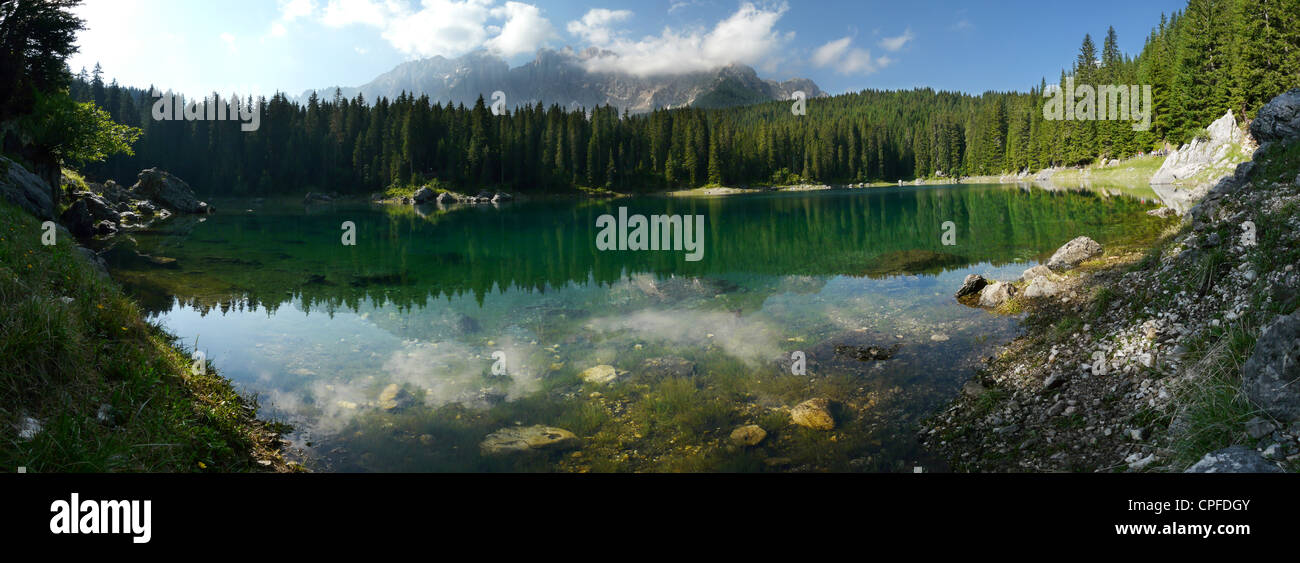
xmin=76 ymin=0 xmax=1299 ymax=196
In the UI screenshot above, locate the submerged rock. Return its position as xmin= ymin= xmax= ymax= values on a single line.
xmin=1046 ymin=236 xmax=1102 ymax=271
xmin=637 ymin=356 xmax=696 ymax=380
xmin=730 ymin=425 xmax=767 ymax=446
xmin=791 ymin=398 xmax=836 ymax=430
xmin=1185 ymin=445 xmax=1283 ymax=473
xmin=480 ymin=425 xmax=579 ymax=456
xmin=1241 ymin=311 xmax=1300 ymax=421
xmin=579 ymin=364 xmax=620 ymax=385
xmin=833 ymin=344 xmax=900 ymax=362
xmin=377 ymin=383 xmax=416 ymax=412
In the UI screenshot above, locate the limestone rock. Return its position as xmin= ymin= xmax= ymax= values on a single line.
xmin=377 ymin=383 xmax=416 ymax=411
xmin=1023 ymin=276 xmax=1061 ymax=299
xmin=579 ymin=364 xmax=620 ymax=384
xmin=1185 ymin=445 xmax=1283 ymax=473
xmin=1151 ymin=110 xmax=1244 ymax=184
xmin=1018 ymin=265 xmax=1055 ymax=283
xmin=978 ymin=281 xmax=1016 ymax=308
xmin=1241 ymin=311 xmax=1300 ymax=421
xmin=1248 ymin=88 xmax=1300 ymax=144
xmin=0 ymin=156 xmax=53 ymax=219
xmin=1046 ymin=236 xmax=1102 ymax=271
xmin=480 ymin=425 xmax=579 ymax=456
xmin=132 ymin=168 xmax=208 ymax=213
xmin=730 ymin=425 xmax=767 ymax=446
xmin=955 ymin=274 xmax=988 ymax=300
xmin=791 ymin=398 xmax=835 ymax=430
xmin=412 ymin=187 xmax=436 ymax=204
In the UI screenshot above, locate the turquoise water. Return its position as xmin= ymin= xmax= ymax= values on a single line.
xmin=103 ymin=184 xmax=1164 ymax=472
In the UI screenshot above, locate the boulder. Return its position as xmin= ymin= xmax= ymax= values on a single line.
xmin=730 ymin=425 xmax=767 ymax=446
xmin=1019 ymin=264 xmax=1055 ymax=283
xmin=377 ymin=383 xmax=417 ymax=412
xmin=412 ymin=187 xmax=436 ymax=204
xmin=82 ymin=193 xmax=120 ymax=223
xmin=791 ymin=398 xmax=836 ymax=430
xmin=955 ymin=274 xmax=988 ymax=300
xmin=1241 ymin=311 xmax=1300 ymax=421
xmin=59 ymin=199 xmax=96 ymax=238
xmin=435 ymin=191 xmax=455 ymax=205
xmin=73 ymin=248 xmax=108 ymax=280
xmin=579 ymin=364 xmax=620 ymax=385
xmin=978 ymin=282 xmax=1016 ymax=308
xmin=96 ymin=180 xmax=130 ymax=205
xmin=0 ymin=156 xmax=54 ymax=219
xmin=1151 ymin=110 xmax=1245 ymax=184
xmin=93 ymin=220 xmax=118 ymax=236
xmin=1248 ymin=88 xmax=1300 ymax=144
xmin=1046 ymin=236 xmax=1102 ymax=271
xmin=132 ymin=168 xmax=208 ymax=213
xmin=1023 ymin=276 xmax=1061 ymax=299
xmin=1185 ymin=445 xmax=1283 ymax=473
xmin=480 ymin=425 xmax=579 ymax=456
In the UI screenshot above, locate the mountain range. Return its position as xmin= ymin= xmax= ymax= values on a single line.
xmin=301 ymin=48 xmax=824 ymax=114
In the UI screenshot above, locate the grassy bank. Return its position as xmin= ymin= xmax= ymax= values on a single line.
xmin=1046 ymin=155 xmax=1166 ymax=187
xmin=0 ymin=199 xmax=294 ymax=472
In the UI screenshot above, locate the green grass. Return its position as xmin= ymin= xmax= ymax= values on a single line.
xmin=1166 ymin=331 xmax=1261 ymax=469
xmin=0 ymin=199 xmax=290 ymax=472
xmin=1090 ymin=287 xmax=1117 ymax=320
xmin=1253 ymin=139 xmax=1300 ymax=186
xmin=382 ymin=178 xmax=454 ymax=199
xmin=1048 ymin=155 xmax=1166 ymax=187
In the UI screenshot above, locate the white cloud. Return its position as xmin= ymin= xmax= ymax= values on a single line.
xmin=485 ymin=2 xmax=557 ymax=57
xmin=566 ymin=8 xmax=633 ymax=45
xmin=879 ymin=27 xmax=913 ymax=52
xmin=269 ymin=22 xmax=288 ymax=37
xmin=811 ymin=36 xmax=891 ymax=76
xmin=280 ymin=0 xmax=317 ymax=21
xmin=318 ymin=0 xmax=556 ymax=59
xmin=581 ymin=2 xmax=794 ymax=77
xmin=381 ymin=1 xmax=493 ymax=58
xmin=321 ymin=0 xmax=393 ymax=28
xmin=219 ymin=32 xmax=238 ymax=54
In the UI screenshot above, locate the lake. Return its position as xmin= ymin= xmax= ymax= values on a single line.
xmin=102 ymin=183 xmax=1166 ymax=472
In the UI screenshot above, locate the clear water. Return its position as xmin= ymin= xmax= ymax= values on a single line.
xmin=103 ymin=184 xmax=1164 ymax=472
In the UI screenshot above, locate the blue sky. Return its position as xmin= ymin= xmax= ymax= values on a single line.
xmin=69 ymin=0 xmax=1188 ymax=99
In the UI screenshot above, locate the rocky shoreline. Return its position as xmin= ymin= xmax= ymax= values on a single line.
xmin=921 ymin=89 xmax=1300 ymax=473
